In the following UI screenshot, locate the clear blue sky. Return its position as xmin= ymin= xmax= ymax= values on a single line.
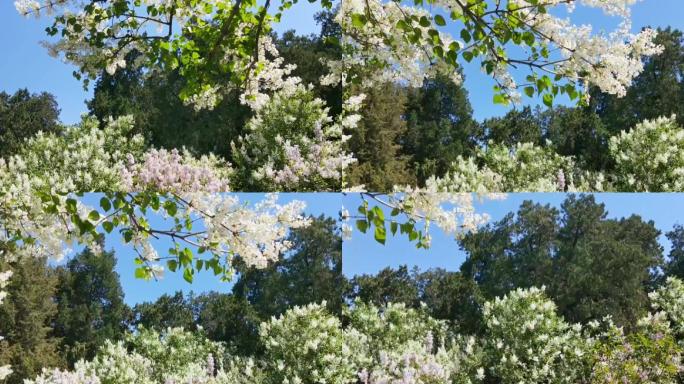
xmin=343 ymin=193 xmax=684 ymax=277
xmin=62 ymin=193 xmax=341 ymax=305
xmin=2 ymin=1 xmax=683 ymax=123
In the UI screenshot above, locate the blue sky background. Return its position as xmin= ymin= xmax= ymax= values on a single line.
xmin=2 ymin=0 xmax=684 ymax=123
xmin=62 ymin=193 xmax=341 ymax=305
xmin=343 ymin=193 xmax=684 ymax=277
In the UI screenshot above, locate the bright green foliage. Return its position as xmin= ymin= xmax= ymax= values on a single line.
xmin=0 ymin=89 xmax=61 ymax=158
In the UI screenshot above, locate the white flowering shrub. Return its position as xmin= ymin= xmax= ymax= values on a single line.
xmin=609 ymin=115 xmax=684 ymax=191
xmin=649 ymin=277 xmax=684 ymax=340
xmin=424 ymin=142 xmax=610 ymax=193
xmin=26 ymin=327 xmax=226 ymax=384
xmin=349 ymin=302 xmax=485 ymax=384
xmin=483 ymin=286 xmax=593 ymax=383
xmin=260 ymin=302 xmax=358 ymax=384
xmin=232 ymin=85 xmax=352 ymax=191
xmin=346 ymin=301 xmax=448 ymax=353
xmin=21 ymin=281 xmax=684 ymax=384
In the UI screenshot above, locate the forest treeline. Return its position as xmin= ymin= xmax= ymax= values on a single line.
xmin=2 ymin=195 xmax=684 ymax=383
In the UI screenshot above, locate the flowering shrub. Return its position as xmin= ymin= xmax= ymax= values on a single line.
xmin=232 ymin=85 xmax=353 ymax=191
xmin=609 ymin=115 xmax=684 ymax=191
xmin=260 ymin=302 xmax=358 ymax=384
xmin=590 ymin=313 xmax=683 ymax=384
xmin=649 ymin=277 xmax=684 ymax=340
xmin=21 ymin=280 xmax=684 ymax=384
xmin=427 ymin=142 xmax=579 ymax=193
xmin=483 ymin=286 xmax=593 ymax=383
xmin=25 ymin=327 xmax=225 ymax=384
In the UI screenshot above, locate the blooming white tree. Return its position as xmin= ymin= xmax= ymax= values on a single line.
xmin=339 ymin=0 xmax=662 ymax=105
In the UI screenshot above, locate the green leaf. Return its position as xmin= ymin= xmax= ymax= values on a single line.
xmin=493 ymin=94 xmax=506 ymax=104
xmin=356 ymin=220 xmax=369 ymax=233
xmin=374 ymin=225 xmax=386 ymax=245
xmin=351 ymin=13 xmax=367 ymax=28
xmin=183 ymin=268 xmax=194 ymax=283
xmin=543 ymin=93 xmax=553 ymax=107
xmin=460 ymin=29 xmax=471 ymax=43
xmin=163 ymin=200 xmax=177 ymax=216
xmin=88 ymin=210 xmax=100 ymax=221
xmin=524 ymin=86 xmax=535 ymax=98
xmin=134 ymin=267 xmax=148 ymax=280
xmin=390 ymin=221 xmax=398 ymax=235
xmin=167 ymin=260 xmax=178 ymax=272
xmin=102 ymin=221 xmax=114 ymax=233
xmin=100 ymin=197 xmax=111 ymax=212
xmin=434 ymin=14 xmax=446 ymax=26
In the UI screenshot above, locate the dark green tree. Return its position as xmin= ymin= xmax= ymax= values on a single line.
xmin=541 ymin=106 xmax=611 ymax=171
xmin=347 ymin=265 xmax=420 ymax=308
xmin=665 ymin=224 xmax=684 ymax=280
xmin=0 ymin=89 xmax=61 ymax=158
xmin=460 ymin=195 xmax=663 ymax=327
xmin=131 ymin=291 xmax=197 ymax=331
xmin=478 ymin=106 xmax=544 ymax=148
xmin=53 ymin=246 xmax=130 ymax=365
xmin=403 ymin=74 xmax=479 ymax=183
xmin=276 ymin=10 xmax=342 ymax=116
xmin=88 ymin=64 xmax=250 ymax=158
xmin=0 ymin=257 xmax=63 ymax=384
xmin=345 ymin=83 xmax=416 ymax=190
xmin=194 ymin=293 xmax=262 ymax=356
xmin=232 ymin=215 xmax=346 ymax=317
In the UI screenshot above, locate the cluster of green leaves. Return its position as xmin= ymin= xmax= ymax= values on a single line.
xmin=353 ymin=198 xmax=431 ymax=248
xmin=46 ymin=0 xmax=335 ymax=102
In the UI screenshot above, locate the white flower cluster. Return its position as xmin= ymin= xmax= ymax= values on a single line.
xmin=178 ymin=193 xmax=311 ymax=270
xmin=260 ymin=302 xmax=359 ymax=384
xmin=426 ymin=142 xmax=600 ymax=193
xmin=483 ymin=286 xmax=592 ymax=383
xmin=335 ymin=0 xmax=462 ymax=89
xmin=649 ymin=277 xmax=684 ymax=340
xmin=26 ymin=327 xmax=224 ymax=384
xmin=121 ymin=148 xmax=232 ymax=193
xmin=609 ymin=115 xmax=684 ymax=191
xmin=232 ymin=85 xmax=353 ymax=191
xmin=334 ymin=0 xmax=661 ymax=101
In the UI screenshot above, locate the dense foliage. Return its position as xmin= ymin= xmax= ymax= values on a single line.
xmin=23 ymin=279 xmax=684 ymax=384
